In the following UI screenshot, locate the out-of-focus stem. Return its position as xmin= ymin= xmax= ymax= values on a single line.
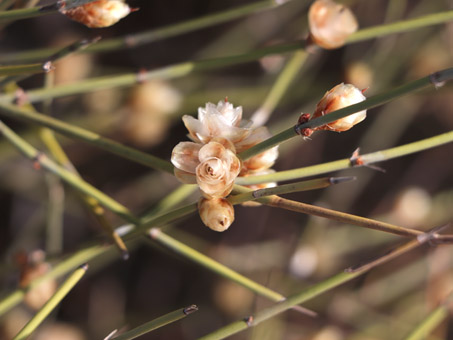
xmin=12 ymin=264 xmax=88 ymax=340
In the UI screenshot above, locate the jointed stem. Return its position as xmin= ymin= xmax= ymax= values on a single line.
xmin=236 ymin=130 xmax=453 ymax=185
xmin=238 ymin=68 xmax=453 ymax=161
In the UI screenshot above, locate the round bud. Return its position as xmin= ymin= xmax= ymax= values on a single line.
xmin=312 ymin=83 xmax=366 ymax=132
xmin=308 ymin=0 xmax=358 ymax=49
xmin=198 ymin=198 xmax=235 ymax=232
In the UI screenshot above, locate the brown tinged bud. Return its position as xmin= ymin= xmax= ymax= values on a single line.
xmin=61 ymin=0 xmax=134 ymax=28
xmin=312 ymin=83 xmax=366 ymax=132
xmin=308 ymin=0 xmax=358 ymax=49
xmin=198 ymin=197 xmax=235 ymax=232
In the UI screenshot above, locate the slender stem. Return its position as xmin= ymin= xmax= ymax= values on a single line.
xmin=148 ymin=229 xmax=316 ymax=318
xmin=238 ymin=68 xmax=453 ymax=161
xmin=0 ymin=120 xmax=140 ymax=224
xmin=263 ymin=196 xmax=424 ymax=238
xmin=149 ymin=228 xmax=284 ymax=302
xmin=0 ymin=244 xmax=107 ymax=317
xmin=41 ymin=127 xmax=129 ymax=258
xmin=403 ymin=299 xmax=451 ymax=340
xmin=141 ymin=184 xmax=197 ymax=222
xmin=235 ymin=130 xmax=453 ymax=185
xmin=12 ymin=264 xmax=88 ymax=340
xmin=0 ymin=41 xmax=303 ymax=104
xmin=250 ymin=50 xmax=308 ymax=127
xmin=111 ymin=305 xmax=199 ymax=340
xmin=0 ymin=104 xmax=174 ymax=173
xmin=0 ymin=0 xmax=98 ymax=22
xmin=347 ymin=10 xmax=453 ymax=44
xmin=0 ymin=0 xmax=288 ymax=62
xmin=228 ymin=177 xmax=352 ymax=205
xmin=231 ymin=185 xmax=424 ymax=238
xmin=197 ymin=234 xmax=433 ymax=340
xmin=0 ymin=62 xmax=53 ymax=76
xmin=0 ymin=37 xmax=100 ymax=88
xmin=2 ymin=8 xmax=453 ymax=63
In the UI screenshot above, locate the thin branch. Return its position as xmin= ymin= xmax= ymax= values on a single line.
xmin=2 ymin=8 xmax=453 ymax=63
xmin=0 ymin=0 xmax=290 ymax=62
xmin=12 ymin=264 xmax=88 ymax=340
xmin=228 ymin=177 xmax=355 ymax=205
xmin=148 ymin=229 xmax=317 ymax=318
xmin=238 ymin=68 xmax=453 ymax=161
xmin=0 ymin=120 xmax=140 ymax=224
xmin=235 ymin=130 xmax=453 ymax=185
xmin=0 ymin=36 xmax=100 ymax=88
xmin=110 ymin=305 xmax=199 ymax=340
xmin=0 ymin=104 xmax=174 ymax=173
xmin=0 ymin=61 xmax=53 ymax=77
xmin=230 ymin=185 xmax=425 ymax=238
xmin=403 ymin=295 xmax=452 ymax=340
xmin=197 ymin=233 xmax=438 ymax=340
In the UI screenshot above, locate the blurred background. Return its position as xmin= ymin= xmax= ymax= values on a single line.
xmin=1 ymin=0 xmax=453 ymax=339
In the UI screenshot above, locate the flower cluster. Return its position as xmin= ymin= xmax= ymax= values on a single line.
xmin=171 ymin=100 xmax=278 ymax=231
xmin=61 ymin=0 xmax=134 ymax=28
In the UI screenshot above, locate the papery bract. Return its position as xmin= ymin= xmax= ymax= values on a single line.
xmin=198 ymin=197 xmax=235 ymax=232
xmin=183 ymin=100 xmax=252 ymax=145
xmin=308 ymin=0 xmax=358 ymax=49
xmin=171 ymin=140 xmax=241 ymax=198
xmin=312 ymin=83 xmax=366 ymax=132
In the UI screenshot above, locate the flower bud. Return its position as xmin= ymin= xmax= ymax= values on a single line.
xmin=312 ymin=83 xmax=366 ymax=132
xmin=61 ymin=0 xmax=133 ymax=28
xmin=308 ymin=0 xmax=358 ymax=49
xmin=198 ymin=198 xmax=235 ymax=232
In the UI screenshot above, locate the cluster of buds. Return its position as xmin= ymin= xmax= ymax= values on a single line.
xmin=296 ymin=83 xmax=367 ymax=137
xmin=61 ymin=0 xmax=134 ymax=28
xmin=171 ymin=100 xmax=278 ymax=232
xmin=308 ymin=0 xmax=358 ymax=49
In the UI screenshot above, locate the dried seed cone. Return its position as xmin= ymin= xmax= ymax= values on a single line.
xmin=198 ymin=198 xmax=235 ymax=232
xmin=312 ymin=83 xmax=366 ymax=132
xmin=61 ymin=0 xmax=132 ymax=28
xmin=308 ymin=0 xmax=358 ymax=49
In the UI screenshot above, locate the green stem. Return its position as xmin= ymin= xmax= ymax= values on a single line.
xmin=0 ymin=244 xmax=108 ymax=317
xmin=232 ymin=186 xmax=424 ymax=238
xmin=0 ymin=62 xmax=52 ymax=76
xmin=0 ymin=42 xmax=303 ymax=104
xmin=0 ymin=120 xmax=140 ymax=224
xmin=403 ymin=301 xmax=450 ymax=340
xmin=149 ymin=229 xmax=284 ymax=302
xmin=0 ymin=104 xmax=174 ymax=173
xmin=0 ymin=0 xmax=98 ymax=22
xmin=235 ymin=130 xmax=453 ymax=185
xmin=348 ymin=10 xmax=453 ymax=44
xmin=12 ymin=264 xmax=88 ymax=340
xmin=198 ymin=234 xmax=430 ymax=340
xmin=250 ymin=50 xmax=308 ymax=127
xmin=238 ymin=68 xmax=453 ymax=161
xmin=0 ymin=0 xmax=288 ymax=62
xmin=111 ymin=305 xmax=198 ymax=340
xmin=0 ymin=37 xmax=100 ymax=88
xmin=228 ymin=177 xmax=348 ymax=205
xmin=2 ymin=8 xmax=453 ymax=63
